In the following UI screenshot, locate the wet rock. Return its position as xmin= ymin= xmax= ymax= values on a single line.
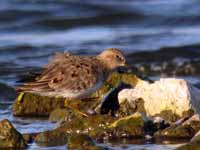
xmin=127 ymin=47 xmax=200 ymax=76
xmin=106 ymin=112 xmax=152 ymax=138
xmin=175 ymin=130 xmax=200 ymax=150
xmin=0 ymin=119 xmax=27 ymax=149
xmin=36 ymin=112 xmax=154 ymax=146
xmin=13 ymin=92 xmax=65 ymax=117
xmin=118 ymin=78 xmax=199 ymax=122
xmin=93 ymin=72 xmax=138 ymax=100
xmin=67 ymin=133 xmax=95 ymax=148
xmin=155 ymin=124 xmax=192 ymax=140
xmin=155 ymin=114 xmax=200 ymax=139
xmin=22 ymin=133 xmax=38 ymax=143
xmin=49 ymin=108 xmax=71 ymax=122
xmin=191 ymin=130 xmax=200 ymax=143
xmin=36 ymin=115 xmax=116 ymax=146
xmin=117 ymin=97 xmax=146 ymax=118
xmin=182 ymin=114 xmax=200 ymax=134
xmin=67 ymin=134 xmax=108 ymax=150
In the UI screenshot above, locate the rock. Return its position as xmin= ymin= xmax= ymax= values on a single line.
xmin=67 ymin=133 xmax=108 ymax=150
xmin=49 ymin=108 xmax=74 ymax=122
xmin=67 ymin=133 xmax=94 ymax=148
xmin=22 ymin=133 xmax=38 ymax=143
xmin=36 ymin=112 xmax=154 ymax=146
xmin=117 ymin=96 xmax=146 ymax=118
xmin=118 ymin=78 xmax=200 ymax=122
xmin=0 ymin=119 xmax=27 ymax=149
xmin=13 ymin=92 xmax=65 ymax=117
xmin=175 ymin=130 xmax=200 ymax=150
xmin=191 ymin=130 xmax=200 ymax=143
xmin=106 ymin=112 xmax=153 ymax=138
xmin=155 ymin=114 xmax=200 ymax=139
xmin=36 ymin=115 xmax=116 ymax=146
xmin=127 ymin=47 xmax=200 ymax=76
xmin=182 ymin=114 xmax=200 ymax=134
xmin=155 ymin=124 xmax=192 ymax=139
xmin=35 ymin=128 xmax=68 ymax=146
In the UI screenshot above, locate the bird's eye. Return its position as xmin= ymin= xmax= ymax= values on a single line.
xmin=116 ymin=55 xmax=123 ymax=61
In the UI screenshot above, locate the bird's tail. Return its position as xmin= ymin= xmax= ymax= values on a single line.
xmin=16 ymin=81 xmax=50 ymax=93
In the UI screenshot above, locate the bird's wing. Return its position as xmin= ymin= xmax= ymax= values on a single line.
xmin=36 ymin=52 xmax=72 ymax=80
xmin=16 ymin=54 xmax=103 ymax=93
xmin=48 ymin=57 xmax=103 ymax=92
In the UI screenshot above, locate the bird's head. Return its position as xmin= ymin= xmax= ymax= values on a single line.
xmin=98 ymin=48 xmax=127 ymax=71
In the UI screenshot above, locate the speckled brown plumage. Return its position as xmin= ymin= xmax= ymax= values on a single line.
xmin=16 ymin=48 xmax=126 ymax=99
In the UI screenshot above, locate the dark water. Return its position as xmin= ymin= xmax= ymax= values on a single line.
xmin=1 ymin=0 xmax=200 ymax=149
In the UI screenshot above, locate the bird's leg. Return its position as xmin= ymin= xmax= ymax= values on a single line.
xmin=17 ymin=92 xmax=25 ymax=103
xmin=64 ymin=99 xmax=88 ymax=117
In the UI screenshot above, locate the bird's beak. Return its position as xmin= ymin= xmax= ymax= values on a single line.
xmin=116 ymin=64 xmax=132 ymax=73
xmin=124 ymin=63 xmax=131 ymax=68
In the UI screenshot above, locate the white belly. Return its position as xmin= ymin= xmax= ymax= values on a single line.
xmin=35 ymin=80 xmax=103 ymax=100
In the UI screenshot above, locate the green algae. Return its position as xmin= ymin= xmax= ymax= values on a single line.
xmin=36 ymin=112 xmax=152 ymax=146
xmin=117 ymin=98 xmax=146 ymax=118
xmin=13 ymin=92 xmax=65 ymax=117
xmin=67 ymin=134 xmax=95 ymax=148
xmin=36 ymin=114 xmax=116 ymax=146
xmin=49 ymin=108 xmax=70 ymax=122
xmin=67 ymin=133 xmax=107 ymax=150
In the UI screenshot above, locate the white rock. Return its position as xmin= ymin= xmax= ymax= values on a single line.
xmin=118 ymin=78 xmax=200 ymax=117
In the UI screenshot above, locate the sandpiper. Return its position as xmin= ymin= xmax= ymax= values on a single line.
xmin=16 ymin=48 xmax=127 ymax=116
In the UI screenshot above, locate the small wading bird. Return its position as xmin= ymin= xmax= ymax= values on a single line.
xmin=17 ymin=48 xmax=127 ymax=116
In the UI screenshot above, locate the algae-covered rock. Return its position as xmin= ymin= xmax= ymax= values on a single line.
xmin=36 ymin=112 xmax=153 ymax=146
xmin=155 ymin=114 xmax=200 ymax=139
xmin=154 ymin=124 xmax=193 ymax=139
xmin=36 ymin=114 xmax=116 ymax=146
xmin=0 ymin=119 xmax=27 ymax=149
xmin=22 ymin=133 xmax=38 ymax=144
xmin=67 ymin=133 xmax=94 ymax=149
xmin=89 ymin=113 xmax=154 ymax=139
xmin=92 ymin=72 xmax=138 ymax=100
xmin=175 ymin=130 xmax=200 ymax=150
xmin=117 ymin=97 xmax=146 ymax=118
xmin=119 ymin=78 xmax=199 ymax=122
xmin=67 ymin=133 xmax=108 ymax=150
xmin=107 ymin=112 xmax=156 ymax=138
xmin=13 ymin=92 xmax=65 ymax=117
xmin=49 ymin=108 xmax=71 ymax=122
xmin=107 ymin=112 xmax=147 ymax=138
xmin=182 ymin=114 xmax=200 ymax=135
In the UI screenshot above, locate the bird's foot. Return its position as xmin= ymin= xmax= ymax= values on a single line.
xmin=64 ymin=99 xmax=88 ymax=117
